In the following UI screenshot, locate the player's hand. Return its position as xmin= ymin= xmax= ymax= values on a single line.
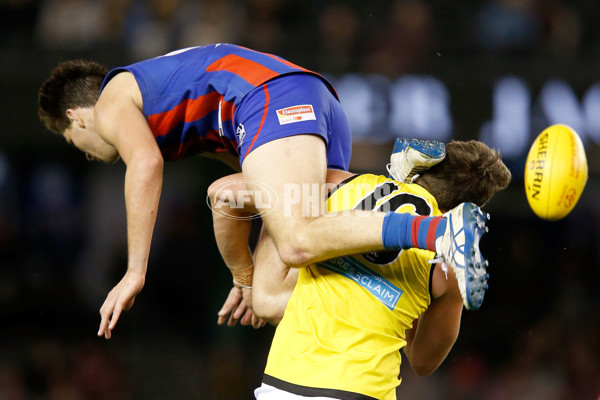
xmin=217 ymin=286 xmax=266 ymax=329
xmin=98 ymin=271 xmax=145 ymax=339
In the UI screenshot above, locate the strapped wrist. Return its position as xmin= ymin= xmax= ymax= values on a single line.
xmin=232 ymin=264 xmax=254 ymax=289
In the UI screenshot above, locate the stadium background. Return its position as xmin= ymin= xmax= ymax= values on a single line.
xmin=0 ymin=0 xmax=599 ymax=398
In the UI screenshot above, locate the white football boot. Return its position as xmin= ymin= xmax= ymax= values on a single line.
xmin=387 ymin=138 xmax=446 ymax=183
xmin=434 ymin=202 xmax=490 ymax=310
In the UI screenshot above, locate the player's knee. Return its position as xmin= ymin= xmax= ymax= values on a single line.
xmin=275 ymin=236 xmax=313 ymax=268
xmin=277 ymin=248 xmax=309 ymax=268
xmin=207 ymin=177 xmax=229 ymax=204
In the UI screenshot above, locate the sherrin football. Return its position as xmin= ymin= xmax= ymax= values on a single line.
xmin=524 ymin=124 xmax=588 ymax=221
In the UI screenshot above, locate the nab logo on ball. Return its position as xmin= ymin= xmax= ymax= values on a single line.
xmin=524 ymin=124 xmax=588 ymax=220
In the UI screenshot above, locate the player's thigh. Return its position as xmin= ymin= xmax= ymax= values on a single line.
xmin=242 ymin=134 xmax=328 ymax=240
xmin=235 ymin=73 xmax=350 ymax=171
xmin=237 ymin=74 xmax=349 ymax=240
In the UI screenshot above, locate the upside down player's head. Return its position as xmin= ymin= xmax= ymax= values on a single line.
xmin=415 ymin=140 xmax=512 ymax=211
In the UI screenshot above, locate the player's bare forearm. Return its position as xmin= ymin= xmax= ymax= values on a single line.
xmin=403 ymin=265 xmax=463 ymax=375
xmin=124 ymin=154 xmax=163 ymax=276
xmin=97 ymin=155 xmax=163 ymax=339
xmin=403 ymin=318 xmax=418 ymax=356
xmin=213 ymin=212 xmax=254 ymax=272
xmin=208 ymin=174 xmax=257 ymax=271
xmin=93 ymin=77 xmax=167 ymax=339
xmin=95 ymin=74 xmax=165 ymax=277
xmin=209 ymin=175 xmax=262 ymax=324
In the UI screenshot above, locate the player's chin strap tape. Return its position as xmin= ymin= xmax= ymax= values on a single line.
xmin=232 ymin=264 xmax=254 ymax=289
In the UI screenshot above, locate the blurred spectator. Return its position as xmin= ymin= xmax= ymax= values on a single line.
xmin=120 ymin=0 xmax=189 ymax=59
xmin=361 ymin=0 xmax=434 ymax=76
xmin=118 ymin=0 xmax=246 ymax=61
xmin=102 ymin=0 xmax=135 ymax=45
xmin=36 ymin=0 xmax=111 ymax=50
xmin=476 ymin=0 xmax=541 ymax=53
xmin=177 ymin=0 xmax=245 ymax=49
xmin=315 ymin=3 xmax=362 ymax=74
xmin=539 ymin=0 xmax=583 ymax=58
xmin=241 ymin=0 xmax=286 ymax=53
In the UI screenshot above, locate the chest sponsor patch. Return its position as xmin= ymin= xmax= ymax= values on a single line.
xmin=319 ymin=257 xmax=403 ymax=310
xmin=276 ymin=104 xmax=316 ymax=125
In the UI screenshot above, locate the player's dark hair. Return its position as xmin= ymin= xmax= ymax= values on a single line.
xmin=416 ymin=140 xmax=511 ymax=210
xmin=38 ymin=60 xmax=108 ymax=134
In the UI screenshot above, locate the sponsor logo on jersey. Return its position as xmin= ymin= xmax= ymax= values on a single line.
xmin=319 ymin=257 xmax=403 ymax=310
xmin=276 ymin=104 xmax=316 ymax=125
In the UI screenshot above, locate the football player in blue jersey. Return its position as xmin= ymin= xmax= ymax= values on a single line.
xmin=38 ymin=44 xmax=498 ymax=339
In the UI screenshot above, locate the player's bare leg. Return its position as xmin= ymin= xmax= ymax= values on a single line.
xmin=242 ymin=135 xmax=493 ymax=312
xmin=241 ymin=135 xmax=386 ymax=269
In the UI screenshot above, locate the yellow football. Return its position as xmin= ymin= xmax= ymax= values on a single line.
xmin=524 ymin=124 xmax=588 ymax=220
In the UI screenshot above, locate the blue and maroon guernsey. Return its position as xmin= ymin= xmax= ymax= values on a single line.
xmin=99 ymin=43 xmax=337 ymax=161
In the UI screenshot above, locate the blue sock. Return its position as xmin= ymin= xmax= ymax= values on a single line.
xmin=382 ymin=212 xmax=447 ymax=251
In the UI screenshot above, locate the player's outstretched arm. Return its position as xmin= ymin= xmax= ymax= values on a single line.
xmin=403 ymin=263 xmax=463 ymax=375
xmin=95 ymin=72 xmax=165 ymax=339
xmin=208 ymin=174 xmax=268 ymax=327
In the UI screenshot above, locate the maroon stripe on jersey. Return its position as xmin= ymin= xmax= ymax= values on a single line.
xmin=206 ymin=54 xmax=281 ymax=87
xmin=148 ymin=91 xmax=231 ymax=138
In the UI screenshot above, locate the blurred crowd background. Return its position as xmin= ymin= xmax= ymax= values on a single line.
xmin=1 ymin=0 xmax=600 ymax=399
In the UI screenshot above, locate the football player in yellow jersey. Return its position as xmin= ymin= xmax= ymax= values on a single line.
xmin=209 ymin=140 xmax=511 ymax=399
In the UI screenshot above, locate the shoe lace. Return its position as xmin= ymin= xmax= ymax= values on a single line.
xmin=386 ymin=163 xmax=420 ymax=184
xmin=386 ymin=163 xmax=396 ymax=179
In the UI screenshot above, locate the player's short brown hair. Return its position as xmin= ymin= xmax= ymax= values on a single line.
xmin=38 ymin=60 xmax=108 ymax=134
xmin=416 ymin=140 xmax=512 ymax=210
